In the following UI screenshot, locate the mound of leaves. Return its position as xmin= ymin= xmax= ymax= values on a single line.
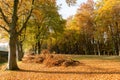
xmin=22 ymin=50 xmax=80 ymax=67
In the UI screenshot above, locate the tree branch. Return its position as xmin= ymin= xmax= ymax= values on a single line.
xmin=0 ymin=7 xmax=10 ymax=26
xmin=18 ymin=0 xmax=35 ymax=34
xmin=11 ymin=0 xmax=19 ymax=30
xmin=0 ymin=25 xmax=9 ymax=33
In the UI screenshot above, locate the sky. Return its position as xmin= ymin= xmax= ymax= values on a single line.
xmin=57 ymin=0 xmax=87 ymax=19
xmin=57 ymin=0 xmax=96 ymax=19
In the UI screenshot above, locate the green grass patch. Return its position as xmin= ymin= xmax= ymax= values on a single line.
xmin=0 ymin=62 xmax=5 ymax=66
xmin=71 ymin=55 xmax=120 ymax=61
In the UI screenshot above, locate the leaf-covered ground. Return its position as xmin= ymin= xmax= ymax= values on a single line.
xmin=0 ymin=57 xmax=120 ymax=80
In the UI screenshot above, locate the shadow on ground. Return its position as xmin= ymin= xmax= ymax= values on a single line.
xmin=19 ymin=69 xmax=120 ymax=74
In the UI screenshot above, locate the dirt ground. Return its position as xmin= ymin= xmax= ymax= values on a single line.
xmin=0 ymin=59 xmax=120 ymax=80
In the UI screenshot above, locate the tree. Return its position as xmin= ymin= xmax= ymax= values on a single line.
xmin=24 ymin=0 xmax=65 ymax=54
xmin=0 ymin=0 xmax=77 ymax=70
xmin=0 ymin=0 xmax=34 ymax=70
xmin=74 ymin=0 xmax=95 ymax=55
xmin=95 ymin=0 xmax=120 ymax=55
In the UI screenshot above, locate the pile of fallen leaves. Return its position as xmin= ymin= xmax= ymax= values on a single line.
xmin=22 ymin=50 xmax=80 ymax=67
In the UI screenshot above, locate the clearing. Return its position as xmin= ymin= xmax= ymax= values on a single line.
xmin=0 ymin=55 xmax=120 ymax=80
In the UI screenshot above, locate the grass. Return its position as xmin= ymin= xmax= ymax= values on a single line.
xmin=0 ymin=63 xmax=3 ymax=66
xmin=71 ymin=55 xmax=120 ymax=61
xmin=0 ymin=62 xmax=5 ymax=66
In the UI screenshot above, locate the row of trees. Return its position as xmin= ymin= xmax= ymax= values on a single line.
xmin=0 ymin=0 xmax=76 ymax=70
xmin=50 ymin=0 xmax=120 ymax=56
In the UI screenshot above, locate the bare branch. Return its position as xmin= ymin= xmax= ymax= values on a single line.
xmin=0 ymin=7 xmax=10 ymax=26
xmin=18 ymin=9 xmax=32 ymax=34
xmin=20 ymin=27 xmax=27 ymax=43
xmin=0 ymin=25 xmax=9 ymax=33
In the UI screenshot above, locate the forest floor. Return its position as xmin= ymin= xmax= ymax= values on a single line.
xmin=0 ymin=55 xmax=120 ymax=80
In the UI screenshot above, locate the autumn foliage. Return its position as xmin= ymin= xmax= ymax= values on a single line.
xmin=49 ymin=0 xmax=120 ymax=56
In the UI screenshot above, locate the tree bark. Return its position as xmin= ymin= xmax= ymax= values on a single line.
xmin=37 ymin=41 xmax=41 ymax=54
xmin=6 ymin=33 xmax=19 ymax=70
xmin=109 ymin=25 xmax=117 ymax=55
xmin=20 ymin=43 xmax=24 ymax=59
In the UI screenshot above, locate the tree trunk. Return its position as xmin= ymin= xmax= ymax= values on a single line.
xmin=109 ymin=25 xmax=117 ymax=55
xmin=16 ymin=41 xmax=20 ymax=61
xmin=93 ymin=44 xmax=97 ymax=55
xmin=118 ymin=46 xmax=120 ymax=56
xmin=117 ymin=38 xmax=120 ymax=56
xmin=37 ymin=41 xmax=41 ymax=54
xmin=20 ymin=43 xmax=24 ymax=59
xmin=17 ymin=40 xmax=24 ymax=61
xmin=35 ymin=43 xmax=38 ymax=54
xmin=97 ymin=41 xmax=100 ymax=56
xmin=16 ymin=39 xmax=20 ymax=61
xmin=115 ymin=22 xmax=120 ymax=56
xmin=6 ymin=33 xmax=19 ymax=70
